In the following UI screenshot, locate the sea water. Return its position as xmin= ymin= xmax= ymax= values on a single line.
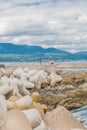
xmin=58 ymin=67 xmax=87 ymax=72
xmin=72 ymin=105 xmax=87 ymax=128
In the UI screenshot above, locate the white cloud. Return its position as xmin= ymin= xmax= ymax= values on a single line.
xmin=0 ymin=0 xmax=87 ymax=52
xmin=77 ymin=14 xmax=87 ymax=23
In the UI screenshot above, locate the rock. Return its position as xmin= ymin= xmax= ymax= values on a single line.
xmin=31 ymin=92 xmax=40 ymax=103
xmin=72 ymin=129 xmax=85 ymax=130
xmin=7 ymin=95 xmax=33 ymax=110
xmin=78 ymin=83 xmax=87 ymax=91
xmin=8 ymin=95 xmax=22 ymax=102
xmin=15 ymin=95 xmax=32 ymax=110
xmin=60 ymin=71 xmax=87 ymax=86
xmin=41 ymin=104 xmax=48 ymax=113
xmin=59 ymin=90 xmax=87 ymax=110
xmin=33 ymin=120 xmax=48 ymax=130
xmin=48 ymin=73 xmax=62 ymax=87
xmin=23 ymin=109 xmax=42 ymax=129
xmin=39 ymin=86 xmax=87 ymax=111
xmin=0 ymin=85 xmax=12 ymax=96
xmin=0 ymin=76 xmax=9 ymax=86
xmin=45 ymin=106 xmax=86 ymax=130
xmin=23 ymin=80 xmax=35 ymax=89
xmin=5 ymin=110 xmax=33 ymax=130
xmin=7 ymin=100 xmax=15 ymax=110
xmin=0 ymin=95 xmax=7 ymax=130
xmin=39 ymin=87 xmax=66 ymax=111
xmin=33 ymin=102 xmax=45 ymax=119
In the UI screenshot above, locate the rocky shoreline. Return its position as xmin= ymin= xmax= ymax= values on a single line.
xmin=1 ymin=62 xmax=87 ymax=111
xmin=0 ymin=62 xmax=87 ymax=130
xmin=28 ymin=68 xmax=87 ymax=111
xmin=39 ymin=71 xmax=87 ymax=111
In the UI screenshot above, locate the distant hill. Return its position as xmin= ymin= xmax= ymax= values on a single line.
xmin=0 ymin=43 xmax=87 ymax=62
xmin=0 ymin=43 xmax=68 ymax=54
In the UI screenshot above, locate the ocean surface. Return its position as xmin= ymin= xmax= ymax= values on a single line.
xmin=72 ymin=106 xmax=87 ymax=128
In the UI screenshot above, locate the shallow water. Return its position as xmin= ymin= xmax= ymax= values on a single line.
xmin=58 ymin=68 xmax=87 ymax=72
xmin=71 ymin=105 xmax=87 ymax=128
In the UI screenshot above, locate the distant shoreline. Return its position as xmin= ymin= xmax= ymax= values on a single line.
xmin=0 ymin=61 xmax=87 ymax=71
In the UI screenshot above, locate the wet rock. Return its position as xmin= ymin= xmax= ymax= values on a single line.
xmin=39 ymin=86 xmax=87 ymax=111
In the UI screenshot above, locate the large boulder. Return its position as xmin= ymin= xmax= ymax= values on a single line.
xmin=45 ymin=106 xmax=86 ymax=130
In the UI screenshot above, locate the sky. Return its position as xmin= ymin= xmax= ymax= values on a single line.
xmin=0 ymin=0 xmax=87 ymax=53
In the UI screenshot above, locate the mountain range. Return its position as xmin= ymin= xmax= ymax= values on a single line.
xmin=0 ymin=43 xmax=87 ymax=62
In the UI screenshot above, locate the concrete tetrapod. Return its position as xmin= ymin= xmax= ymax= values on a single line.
xmin=5 ymin=110 xmax=33 ymax=130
